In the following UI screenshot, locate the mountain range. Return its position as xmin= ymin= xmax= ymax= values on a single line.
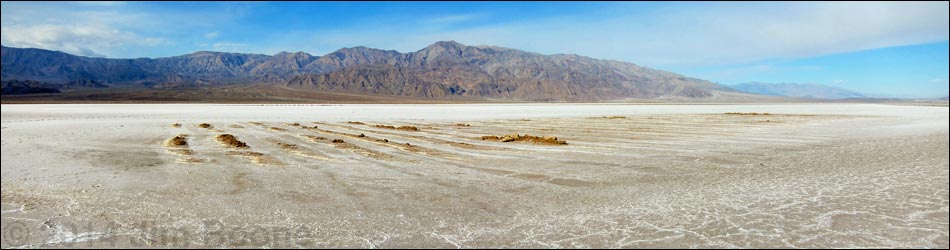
xmin=2 ymin=41 xmax=739 ymax=102
xmin=730 ymin=82 xmax=865 ymax=99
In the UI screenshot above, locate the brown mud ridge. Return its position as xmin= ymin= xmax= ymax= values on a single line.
xmin=229 ymin=124 xmax=245 ymax=129
xmin=216 ymin=134 xmax=249 ymax=148
xmin=314 ymin=121 xmax=499 ymax=151
xmin=302 ymin=135 xmax=328 ymax=142
xmin=291 ymin=122 xmax=319 ymax=129
xmin=303 ymin=122 xmax=458 ymax=159
xmin=269 ymin=127 xmax=287 ymax=132
xmin=481 ymin=134 xmax=568 ymax=145
xmin=326 ymin=138 xmax=396 ymax=161
xmin=305 ymin=126 xmax=408 ymax=159
xmin=171 ymin=123 xmax=182 ymax=128
xmin=346 ymin=121 xmax=365 ymax=125
xmin=198 ymin=123 xmax=213 ymax=129
xmin=589 ymin=116 xmax=627 ymax=119
xmin=180 ymin=158 xmax=203 ymax=163
xmin=455 ymin=123 xmax=471 ymax=127
xmin=226 ymin=151 xmax=284 ymax=166
xmin=277 ymin=142 xmax=299 ymax=150
xmin=724 ymin=112 xmax=771 ymax=116
xmin=373 ymin=124 xmax=420 ymax=131
xmin=268 ymin=140 xmax=341 ymax=162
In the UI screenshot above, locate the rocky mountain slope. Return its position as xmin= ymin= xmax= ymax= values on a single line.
xmin=2 ymin=41 xmax=733 ymax=101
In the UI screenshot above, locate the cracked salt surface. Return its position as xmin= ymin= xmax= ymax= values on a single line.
xmin=1 ymin=103 xmax=948 ymax=248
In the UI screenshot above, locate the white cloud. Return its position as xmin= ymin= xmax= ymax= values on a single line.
xmin=424 ymin=14 xmax=484 ymax=24
xmin=0 ymin=4 xmax=165 ymax=57
xmin=204 ymin=31 xmax=220 ymax=39
xmin=73 ymin=1 xmax=127 ymax=7
xmin=0 ymin=2 xmax=250 ymax=58
xmin=212 ymin=42 xmax=248 ymax=52
xmin=0 ymin=24 xmax=164 ymax=57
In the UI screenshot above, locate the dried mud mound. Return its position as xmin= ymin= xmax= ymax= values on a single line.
xmin=163 ymin=134 xmax=195 ymax=157
xmin=198 ymin=123 xmax=213 ymax=129
xmin=481 ymin=134 xmax=568 ymax=145
xmin=164 ymin=134 xmax=189 ymax=147
xmin=724 ymin=112 xmax=771 ymax=116
xmin=216 ymin=134 xmax=249 ymax=148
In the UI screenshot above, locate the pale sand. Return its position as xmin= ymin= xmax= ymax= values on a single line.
xmin=1 ymin=104 xmax=947 ymax=248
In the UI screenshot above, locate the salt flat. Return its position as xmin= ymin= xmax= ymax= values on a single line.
xmin=1 ymin=103 xmax=948 ymax=248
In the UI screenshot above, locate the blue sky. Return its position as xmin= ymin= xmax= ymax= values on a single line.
xmin=1 ymin=1 xmax=947 ymax=98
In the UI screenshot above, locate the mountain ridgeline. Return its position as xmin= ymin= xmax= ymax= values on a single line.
xmin=1 ymin=41 xmax=729 ymax=101
xmin=731 ymin=82 xmax=865 ymax=99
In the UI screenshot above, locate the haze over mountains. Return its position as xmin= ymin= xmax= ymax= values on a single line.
xmin=2 ymin=41 xmax=736 ymax=101
xmin=731 ymin=82 xmax=866 ymax=99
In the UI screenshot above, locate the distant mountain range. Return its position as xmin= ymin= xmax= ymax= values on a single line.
xmin=1 ymin=79 xmax=109 ymax=95
xmin=1 ymin=41 xmax=733 ymax=101
xmin=730 ymin=82 xmax=865 ymax=99
xmin=1 ymin=80 xmax=62 ymax=95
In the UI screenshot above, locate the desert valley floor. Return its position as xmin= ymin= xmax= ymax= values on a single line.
xmin=1 ymin=103 xmax=948 ymax=248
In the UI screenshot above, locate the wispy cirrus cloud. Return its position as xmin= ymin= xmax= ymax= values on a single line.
xmin=0 ymin=1 xmax=249 ymax=58
xmin=0 ymin=2 xmax=158 ymax=57
xmin=211 ymin=42 xmax=248 ymax=53
xmin=424 ymin=13 xmax=485 ymax=24
xmin=204 ymin=31 xmax=220 ymax=40
xmin=74 ymin=1 xmax=127 ymax=7
xmin=0 ymin=21 xmax=166 ymax=57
